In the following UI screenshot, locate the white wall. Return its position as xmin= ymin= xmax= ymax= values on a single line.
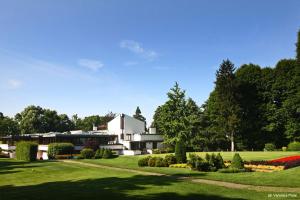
xmin=123 ymin=114 xmax=145 ymax=134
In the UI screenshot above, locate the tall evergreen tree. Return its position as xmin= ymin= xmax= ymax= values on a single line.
xmin=214 ymin=60 xmax=241 ymax=151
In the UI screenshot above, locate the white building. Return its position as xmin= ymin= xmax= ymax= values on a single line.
xmin=105 ymin=114 xmax=164 ymax=155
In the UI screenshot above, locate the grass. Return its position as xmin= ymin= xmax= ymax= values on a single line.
xmin=81 ymin=151 xmax=300 ymax=187
xmin=0 ymin=158 xmax=275 ymax=200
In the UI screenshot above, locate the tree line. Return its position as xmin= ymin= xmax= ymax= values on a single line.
xmin=0 ymin=105 xmax=116 ymax=135
xmin=153 ymin=30 xmax=300 ymax=151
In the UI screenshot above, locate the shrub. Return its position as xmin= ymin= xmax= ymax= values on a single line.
xmin=218 ymin=168 xmax=247 ymax=173
xmin=264 ymin=143 xmax=276 ymax=151
xmin=205 ymin=153 xmax=210 ymax=162
xmin=287 ymin=141 xmax=300 ymax=151
xmin=0 ymin=147 xmax=2 ymax=154
xmin=188 ymin=153 xmax=203 ymax=169
xmin=48 ymin=143 xmax=74 ymax=159
xmin=94 ymin=148 xmax=104 ymax=159
xmin=165 ymin=147 xmax=174 ymax=153
xmin=164 ymin=154 xmax=177 ymax=166
xmin=16 ymin=141 xmax=38 ymax=162
xmin=231 ymin=153 xmax=244 ymax=169
xmin=138 ymin=156 xmax=152 ymax=167
xmin=102 ymin=149 xmax=113 ymax=159
xmin=215 ymin=153 xmax=225 ymax=169
xmin=80 ymin=148 xmax=94 ymax=159
xmin=195 ymin=160 xmax=211 ymax=171
xmin=282 ymin=147 xmax=287 ymax=151
xmin=155 ymin=157 xmax=165 ymax=167
xmin=148 ymin=157 xmax=157 ymax=167
xmin=152 ymin=149 xmax=161 ymax=154
xmin=175 ymin=140 xmax=186 ymax=163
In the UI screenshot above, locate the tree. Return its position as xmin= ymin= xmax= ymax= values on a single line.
xmin=214 ymin=60 xmax=241 ymax=151
xmin=133 ymin=106 xmax=146 ymax=131
xmin=153 ymin=82 xmax=202 ymax=151
xmin=0 ymin=113 xmax=19 ymax=136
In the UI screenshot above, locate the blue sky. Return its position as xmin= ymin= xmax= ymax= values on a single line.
xmin=0 ymin=0 xmax=299 ymax=124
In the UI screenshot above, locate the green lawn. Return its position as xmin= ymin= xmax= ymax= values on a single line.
xmin=81 ymin=151 xmax=300 ymax=187
xmin=0 ymin=158 xmax=276 ymax=200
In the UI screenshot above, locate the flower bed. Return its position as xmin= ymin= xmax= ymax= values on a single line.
xmin=169 ymin=163 xmax=192 ymax=169
xmin=243 ymin=155 xmax=300 ymax=172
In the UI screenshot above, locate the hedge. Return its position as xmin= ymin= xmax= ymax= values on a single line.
xmin=16 ymin=141 xmax=38 ymax=161
xmin=47 ymin=143 xmax=74 ymax=159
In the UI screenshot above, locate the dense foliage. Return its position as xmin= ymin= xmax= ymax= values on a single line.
xmin=47 ymin=143 xmax=74 ymax=159
xmin=16 ymin=141 xmax=38 ymax=161
xmin=231 ymin=153 xmax=244 ymax=169
xmin=153 ymin=31 xmax=300 ymax=151
xmin=287 ymin=142 xmax=300 ymax=151
xmin=0 ymin=112 xmax=19 ymax=136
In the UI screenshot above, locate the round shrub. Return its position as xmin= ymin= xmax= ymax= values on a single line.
xmin=48 ymin=143 xmax=74 ymax=159
xmin=102 ymin=149 xmax=113 ymax=159
xmin=80 ymin=148 xmax=94 ymax=159
xmin=148 ymin=157 xmax=157 ymax=167
xmin=175 ymin=140 xmax=186 ymax=163
xmin=264 ymin=143 xmax=276 ymax=151
xmin=287 ymin=142 xmax=300 ymax=151
xmin=16 ymin=141 xmax=38 ymax=162
xmin=231 ymin=153 xmax=244 ymax=169
xmin=138 ymin=156 xmax=152 ymax=167
xmin=164 ymin=154 xmax=177 ymax=166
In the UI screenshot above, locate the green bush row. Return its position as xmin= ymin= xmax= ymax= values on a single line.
xmin=79 ymin=148 xmax=114 ymax=159
xmin=16 ymin=141 xmax=38 ymax=162
xmin=138 ymin=154 xmax=177 ymax=167
xmin=188 ymin=153 xmax=225 ymax=172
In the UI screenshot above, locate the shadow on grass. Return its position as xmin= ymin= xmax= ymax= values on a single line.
xmin=0 ymin=159 xmax=57 ymax=175
xmin=0 ymin=174 xmax=246 ymax=200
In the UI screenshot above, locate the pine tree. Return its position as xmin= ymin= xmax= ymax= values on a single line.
xmin=215 ymin=60 xmax=241 ymax=152
xmin=133 ymin=106 xmax=146 ymax=131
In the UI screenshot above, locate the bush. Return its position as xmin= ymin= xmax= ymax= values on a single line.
xmin=138 ymin=156 xmax=152 ymax=167
xmin=282 ymin=147 xmax=287 ymax=151
xmin=288 ymin=142 xmax=300 ymax=151
xmin=48 ymin=143 xmax=74 ymax=159
xmin=165 ymin=147 xmax=174 ymax=153
xmin=175 ymin=141 xmax=186 ymax=163
xmin=16 ymin=141 xmax=38 ymax=162
xmin=169 ymin=163 xmax=191 ymax=168
xmin=152 ymin=149 xmax=161 ymax=154
xmin=264 ymin=143 xmax=276 ymax=151
xmin=188 ymin=153 xmax=203 ymax=169
xmin=155 ymin=157 xmax=165 ymax=167
xmin=231 ymin=153 xmax=244 ymax=169
xmin=215 ymin=153 xmax=225 ymax=169
xmin=164 ymin=154 xmax=177 ymax=166
xmin=195 ymin=160 xmax=211 ymax=171
xmin=148 ymin=157 xmax=157 ymax=167
xmin=94 ymin=148 xmax=104 ymax=159
xmin=218 ymin=168 xmax=247 ymax=173
xmin=80 ymin=148 xmax=94 ymax=159
xmin=102 ymin=149 xmax=113 ymax=159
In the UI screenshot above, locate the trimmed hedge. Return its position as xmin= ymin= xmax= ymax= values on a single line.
xmin=16 ymin=141 xmax=38 ymax=161
xmin=138 ymin=156 xmax=152 ymax=167
xmin=47 ymin=143 xmax=74 ymax=159
xmin=288 ymin=142 xmax=300 ymax=151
